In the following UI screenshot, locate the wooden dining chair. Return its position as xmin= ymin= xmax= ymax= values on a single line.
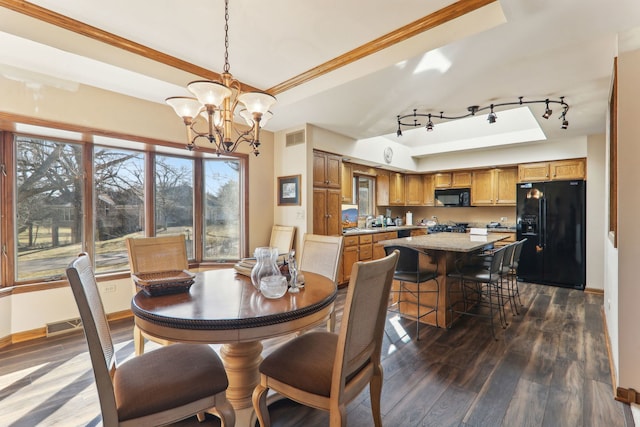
xmin=298 ymin=234 xmax=344 ymax=331
xmin=66 ymin=253 xmax=235 ymax=427
xmin=126 ymin=234 xmax=189 ymax=355
xmin=252 ymin=250 xmax=399 ymax=427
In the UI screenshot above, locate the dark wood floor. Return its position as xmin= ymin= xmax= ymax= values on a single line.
xmin=0 ymin=282 xmax=635 ymax=427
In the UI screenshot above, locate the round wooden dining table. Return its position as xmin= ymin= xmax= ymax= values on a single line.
xmin=131 ymin=268 xmax=336 ymax=426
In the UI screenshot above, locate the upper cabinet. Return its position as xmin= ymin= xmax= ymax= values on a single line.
xmin=389 ymin=172 xmax=406 ymax=205
xmin=434 ymin=171 xmax=472 ymax=188
xmin=471 ymin=168 xmax=517 ymax=206
xmin=376 ymin=170 xmax=390 ymax=206
xmin=341 ymin=162 xmax=353 ymax=203
xmin=313 ymin=151 xmax=341 ymax=188
xmin=518 ymin=158 xmax=586 ymax=182
xmin=405 ymin=175 xmax=423 ymax=205
xmin=423 ymin=174 xmax=435 ymax=206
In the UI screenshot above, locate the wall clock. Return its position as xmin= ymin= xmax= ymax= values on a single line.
xmin=383 ymin=147 xmax=393 ymax=164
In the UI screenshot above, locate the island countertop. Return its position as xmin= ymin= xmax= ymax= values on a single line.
xmin=380 ymin=232 xmax=508 ymax=253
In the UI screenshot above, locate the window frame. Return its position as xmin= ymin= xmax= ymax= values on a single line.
xmin=0 ymin=122 xmax=249 ymax=288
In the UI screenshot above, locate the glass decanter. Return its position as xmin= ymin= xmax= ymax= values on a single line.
xmin=250 ymin=247 xmax=281 ymax=290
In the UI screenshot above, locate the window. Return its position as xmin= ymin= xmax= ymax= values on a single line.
xmin=204 ymin=159 xmax=241 ymax=261
xmin=2 ymin=126 xmax=248 ymax=287
xmin=94 ymin=147 xmax=145 ymax=274
xmin=356 ymin=175 xmax=375 ymax=218
xmin=15 ymin=137 xmax=84 ymax=281
xmin=155 ymin=155 xmax=194 ymax=259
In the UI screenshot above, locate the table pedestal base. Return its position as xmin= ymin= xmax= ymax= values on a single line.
xmin=220 ymin=341 xmax=263 ymax=426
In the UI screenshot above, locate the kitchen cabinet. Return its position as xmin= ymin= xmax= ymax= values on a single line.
xmin=471 ymin=168 xmax=517 ymax=206
xmin=389 ymin=172 xmax=405 ymax=205
xmin=313 ymin=187 xmax=341 ymax=236
xmin=434 ymin=171 xmax=472 ymax=188
xmin=372 ymin=231 xmax=397 ymax=260
xmin=313 ymin=151 xmax=341 ymax=188
xmin=405 ymin=175 xmax=423 ymax=205
xmin=376 ymin=170 xmax=390 ymax=206
xmin=341 ymin=162 xmax=353 ymax=203
xmin=423 ymin=174 xmax=435 ymax=206
xmin=341 ymin=234 xmax=374 ymax=284
xmin=410 ymin=228 xmax=427 ymax=237
xmin=518 ymin=158 xmax=586 ymax=182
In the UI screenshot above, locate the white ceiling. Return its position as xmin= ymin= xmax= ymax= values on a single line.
xmin=1 ymin=0 xmax=640 ymax=157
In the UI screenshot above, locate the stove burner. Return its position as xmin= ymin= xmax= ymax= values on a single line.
xmin=427 ymin=224 xmax=468 ymax=233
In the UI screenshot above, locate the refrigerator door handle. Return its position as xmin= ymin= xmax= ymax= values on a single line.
xmin=541 ymin=197 xmax=547 ymax=249
xmin=538 ymin=197 xmax=544 ymax=248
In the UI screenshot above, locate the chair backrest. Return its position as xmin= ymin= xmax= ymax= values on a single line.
xmin=269 ymin=225 xmax=296 ymax=256
xmin=126 ymin=234 xmax=188 ymax=274
xmin=66 ymin=253 xmax=119 ymax=425
xmin=299 ymin=234 xmax=344 ymax=283
xmin=489 ymin=246 xmax=507 ymax=277
xmin=512 ymin=238 xmax=527 ymax=269
xmin=332 ymin=250 xmax=399 ymax=398
xmin=502 ymin=242 xmax=517 ymax=269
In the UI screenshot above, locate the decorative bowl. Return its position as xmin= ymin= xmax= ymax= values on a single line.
xmin=259 ymin=275 xmax=288 ymax=299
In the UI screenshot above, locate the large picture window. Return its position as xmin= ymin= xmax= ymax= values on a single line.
xmin=3 ymin=128 xmax=248 ymax=287
xmin=15 ymin=137 xmax=84 ymax=281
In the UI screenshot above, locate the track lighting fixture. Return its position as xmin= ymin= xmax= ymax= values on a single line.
xmin=396 ymin=96 xmax=570 ymax=135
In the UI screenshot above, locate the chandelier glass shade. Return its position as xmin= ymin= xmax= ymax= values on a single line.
xmin=165 ymin=0 xmax=276 ymax=155
xmin=396 ymin=96 xmax=569 ymax=137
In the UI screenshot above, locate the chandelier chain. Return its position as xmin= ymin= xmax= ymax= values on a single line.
xmin=223 ymin=0 xmax=230 ymax=73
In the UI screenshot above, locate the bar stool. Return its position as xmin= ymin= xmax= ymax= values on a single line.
xmin=384 ymin=245 xmax=439 ymax=340
xmin=447 ymin=246 xmax=507 ymax=339
xmin=508 ymin=238 xmax=527 ymax=312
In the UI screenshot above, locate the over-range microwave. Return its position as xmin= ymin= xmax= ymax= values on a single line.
xmin=434 ymin=188 xmax=471 ymax=207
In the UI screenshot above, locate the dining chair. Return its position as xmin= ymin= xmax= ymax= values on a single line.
xmin=447 ymin=246 xmax=507 ymax=340
xmin=66 ymin=253 xmax=235 ymax=427
xmin=383 ymin=245 xmax=439 ymax=339
xmin=269 ymin=225 xmax=296 ymax=257
xmin=126 ymin=234 xmax=189 ymax=355
xmin=252 ymin=250 xmax=399 ymax=427
xmin=298 ymin=233 xmax=344 ymax=331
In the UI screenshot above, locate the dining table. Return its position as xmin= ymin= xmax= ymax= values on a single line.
xmin=131 ymin=268 xmax=336 ymax=426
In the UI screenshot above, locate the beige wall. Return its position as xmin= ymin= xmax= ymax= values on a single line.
xmin=613 ymin=47 xmax=640 ymax=396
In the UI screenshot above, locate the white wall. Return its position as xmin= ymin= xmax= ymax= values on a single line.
xmin=586 ymin=134 xmax=606 ymax=290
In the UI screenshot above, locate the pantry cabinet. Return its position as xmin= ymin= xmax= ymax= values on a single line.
xmin=313 ymin=151 xmax=341 ymax=188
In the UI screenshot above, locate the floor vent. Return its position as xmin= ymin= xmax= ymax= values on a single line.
xmin=46 ymin=318 xmax=83 ymax=337
xmin=285 ymin=130 xmax=305 ymax=147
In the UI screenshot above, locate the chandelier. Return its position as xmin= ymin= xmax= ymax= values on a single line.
xmin=165 ymin=0 xmax=276 ymax=155
xmin=396 ymin=96 xmax=570 ymax=136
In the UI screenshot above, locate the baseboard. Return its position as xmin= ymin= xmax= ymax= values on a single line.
xmin=0 ymin=310 xmax=133 ymax=349
xmin=602 ymin=306 xmax=640 ymax=405
xmin=584 ymin=287 xmax=604 ymax=295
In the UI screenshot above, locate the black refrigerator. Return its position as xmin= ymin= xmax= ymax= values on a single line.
xmin=516 ymin=180 xmax=586 ymax=289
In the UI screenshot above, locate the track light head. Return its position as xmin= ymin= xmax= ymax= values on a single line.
xmin=542 ymin=99 xmax=552 ymax=119
xmin=426 ymin=114 xmax=434 ymax=131
xmin=487 ymin=105 xmax=497 ymax=123
xmin=561 ymin=119 xmax=568 ymax=129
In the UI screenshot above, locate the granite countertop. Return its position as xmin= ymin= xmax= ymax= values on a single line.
xmin=342 ymin=225 xmax=426 ymax=236
xmin=380 ymin=232 xmax=509 ymax=253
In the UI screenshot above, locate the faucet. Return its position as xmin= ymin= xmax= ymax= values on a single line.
xmin=365 ymin=216 xmax=374 ymax=228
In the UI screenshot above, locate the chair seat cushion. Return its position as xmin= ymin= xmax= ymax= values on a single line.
xmin=114 ymin=343 xmax=228 ymax=421
xmin=260 ymin=332 xmax=338 ymax=397
xmin=393 ymin=269 xmax=437 ymax=283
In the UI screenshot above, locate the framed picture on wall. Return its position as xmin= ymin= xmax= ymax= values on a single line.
xmin=277 ymin=175 xmax=301 ymax=206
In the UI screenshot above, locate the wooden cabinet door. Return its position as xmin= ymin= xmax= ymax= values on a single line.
xmin=372 ymin=243 xmax=386 ymax=260
xmin=423 ymin=174 xmax=435 ymax=206
xmin=342 ymin=245 xmax=358 ymax=283
xmin=452 ymin=171 xmax=472 ymax=188
xmin=376 ymin=172 xmax=390 ymax=206
xmin=325 ymin=154 xmax=342 ymax=188
xmin=550 ymin=159 xmax=586 ymax=180
xmin=494 ymin=168 xmax=517 ymax=205
xmin=326 ymin=188 xmax=342 ymax=236
xmin=518 ymin=162 xmax=550 ymax=182
xmin=341 ymin=163 xmax=353 ymax=203
xmin=405 ymin=175 xmax=423 ymax=205
xmin=312 ymin=187 xmax=328 ymax=235
xmin=434 ymin=173 xmax=452 ymax=188
xmin=389 ymin=172 xmax=405 ymax=205
xmin=471 ymin=169 xmax=494 ymax=206
xmin=313 ymin=152 xmax=327 ymax=187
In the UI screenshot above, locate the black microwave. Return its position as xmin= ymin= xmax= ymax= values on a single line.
xmin=434 ymin=188 xmax=471 ymax=207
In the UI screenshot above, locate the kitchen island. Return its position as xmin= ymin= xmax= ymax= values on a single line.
xmin=380 ymin=232 xmax=509 ymax=329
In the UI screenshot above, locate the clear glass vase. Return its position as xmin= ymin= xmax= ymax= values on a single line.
xmin=250 ymin=247 xmax=281 ymax=290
